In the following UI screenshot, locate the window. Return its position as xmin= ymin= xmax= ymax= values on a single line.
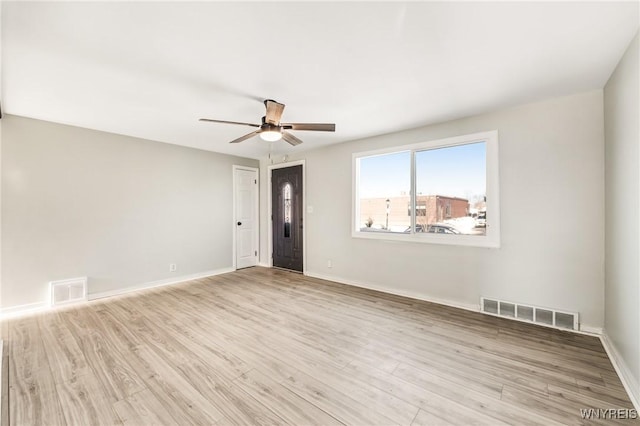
xmin=353 ymin=131 xmax=500 ymax=247
xmin=409 ymin=202 xmax=426 ymax=216
xmin=283 ymin=183 xmax=292 ymax=238
xmin=357 ymin=151 xmax=410 ymax=233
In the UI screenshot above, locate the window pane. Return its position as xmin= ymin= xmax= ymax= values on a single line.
xmin=358 ymin=151 xmax=410 ymax=233
xmin=283 ymin=183 xmax=291 ymax=238
xmin=415 ymin=142 xmax=486 ymax=235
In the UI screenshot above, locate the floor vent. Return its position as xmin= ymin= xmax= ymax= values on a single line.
xmin=481 ymin=297 xmax=579 ymax=330
xmin=50 ymin=277 xmax=87 ymax=307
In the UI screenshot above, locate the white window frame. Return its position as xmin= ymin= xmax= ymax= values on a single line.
xmin=352 ymin=130 xmax=500 ymax=248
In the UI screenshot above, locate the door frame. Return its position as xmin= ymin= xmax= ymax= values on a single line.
xmin=232 ymin=165 xmax=259 ymax=271
xmin=267 ymin=160 xmax=306 ymax=274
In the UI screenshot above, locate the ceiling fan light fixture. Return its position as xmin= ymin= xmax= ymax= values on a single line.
xmin=260 ymin=130 xmax=282 ymax=142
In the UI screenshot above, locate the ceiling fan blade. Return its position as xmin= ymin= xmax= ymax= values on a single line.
xmin=264 ymin=100 xmax=285 ymax=124
xmin=281 ymin=123 xmax=335 ymax=132
xmin=229 ymin=130 xmax=262 ymax=144
xmin=199 ymin=118 xmax=260 ymax=128
xmin=282 ymin=131 xmax=303 ymax=146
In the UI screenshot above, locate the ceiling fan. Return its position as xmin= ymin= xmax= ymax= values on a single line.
xmin=199 ymin=99 xmax=335 ymax=146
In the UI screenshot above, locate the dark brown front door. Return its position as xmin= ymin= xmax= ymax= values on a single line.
xmin=272 ymin=165 xmax=303 ymax=272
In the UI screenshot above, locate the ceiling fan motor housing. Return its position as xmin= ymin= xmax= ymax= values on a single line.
xmin=260 ymin=121 xmax=281 ymax=132
xmin=200 ymin=99 xmax=335 ymax=145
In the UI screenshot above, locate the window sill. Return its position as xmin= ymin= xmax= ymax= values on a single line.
xmin=351 ymin=230 xmax=500 ymax=248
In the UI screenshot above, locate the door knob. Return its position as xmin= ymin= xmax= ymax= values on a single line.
xmin=237 ymin=222 xmax=242 ymax=226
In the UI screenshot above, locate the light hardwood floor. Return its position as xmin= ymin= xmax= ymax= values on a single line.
xmin=2 ymin=267 xmax=637 ymax=425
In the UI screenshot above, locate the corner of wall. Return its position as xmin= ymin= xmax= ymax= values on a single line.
xmin=0 ymin=117 xmax=3 ymax=312
xmin=603 ymin=29 xmax=640 ymax=413
xmin=601 ymin=331 xmax=640 ymax=411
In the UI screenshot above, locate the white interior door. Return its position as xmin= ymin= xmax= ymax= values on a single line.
xmin=234 ymin=167 xmax=258 ymax=269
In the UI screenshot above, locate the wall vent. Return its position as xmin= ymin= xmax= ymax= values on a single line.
xmin=50 ymin=277 xmax=87 ymax=307
xmin=481 ymin=297 xmax=579 ymax=331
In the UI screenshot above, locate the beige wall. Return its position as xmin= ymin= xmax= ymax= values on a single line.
xmin=604 ymin=32 xmax=639 ymax=403
xmin=1 ymin=115 xmax=257 ymax=310
xmin=260 ymin=90 xmax=605 ymax=330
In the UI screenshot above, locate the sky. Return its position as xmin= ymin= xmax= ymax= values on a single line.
xmin=359 ymin=142 xmax=486 ymax=200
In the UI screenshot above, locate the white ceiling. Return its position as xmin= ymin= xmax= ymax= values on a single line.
xmin=2 ymin=1 xmax=638 ymax=160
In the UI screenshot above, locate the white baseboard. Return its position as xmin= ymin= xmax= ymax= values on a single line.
xmin=0 ymin=267 xmax=234 ymax=319
xmin=600 ymin=331 xmax=640 ymax=411
xmin=0 ymin=301 xmax=49 ymax=319
xmin=88 ymin=267 xmax=234 ymax=300
xmin=305 ymin=270 xmax=604 ymax=336
xmin=304 ymin=270 xmax=480 ymax=313
xmin=580 ymin=325 xmax=604 ymax=335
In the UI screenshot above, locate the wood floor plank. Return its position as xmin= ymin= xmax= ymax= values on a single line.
xmin=8 ymin=317 xmax=49 ymax=380
xmin=132 ymin=345 xmax=225 ymax=425
xmin=575 ymin=379 xmax=636 ymax=408
xmin=501 ymin=385 xmax=634 ymax=426
xmin=281 ymin=369 xmax=401 ymax=425
xmin=393 ymin=361 xmax=564 ymax=426
xmin=364 ymin=326 xmax=586 ymax=394
xmin=344 ymin=360 xmax=511 ymax=426
xmin=232 ymin=369 xmax=344 ymax=426
xmin=600 ymin=370 xmax=629 ymax=392
xmin=365 ymin=337 xmax=552 ymax=398
xmin=384 ymin=322 xmax=607 ymax=386
xmin=5 ymin=267 xmax=635 ymax=426
xmin=64 ymin=307 xmax=148 ymax=402
xmin=173 ymin=287 xmax=361 ymax=369
xmin=168 ymin=360 xmax=289 ymax=425
xmin=37 ymin=312 xmax=90 ymax=384
xmin=55 ymin=374 xmax=123 ymax=426
xmin=547 ymin=384 xmax=634 ymax=416
xmin=120 ymin=293 xmax=252 ymax=380
xmin=288 ymin=360 xmax=421 ymax=425
xmin=1 ymin=341 xmax=9 ymax=426
xmin=497 ymin=328 xmax=611 ymax=363
xmin=113 ymin=388 xmax=185 ymax=426
xmin=410 ymin=408 xmax=455 ymax=426
xmin=8 ymin=316 xmax=68 ymax=426
xmin=9 ymin=366 xmax=67 ymax=426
